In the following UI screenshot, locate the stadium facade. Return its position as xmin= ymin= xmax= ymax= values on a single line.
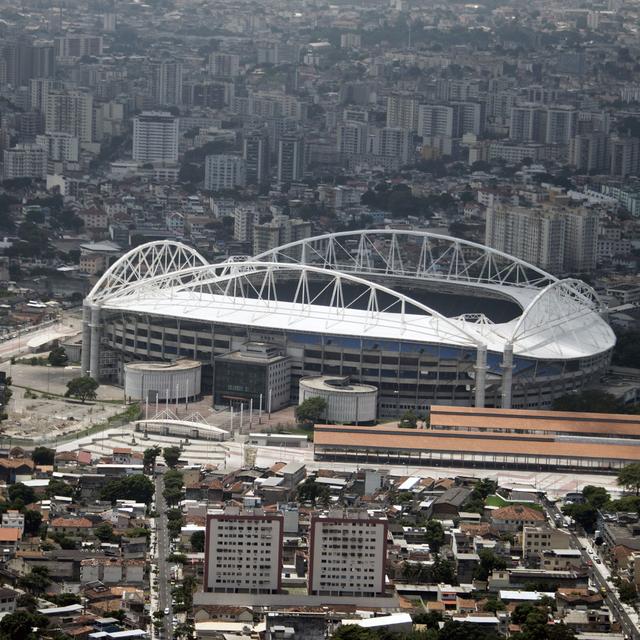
xmin=82 ymin=230 xmax=615 ymax=415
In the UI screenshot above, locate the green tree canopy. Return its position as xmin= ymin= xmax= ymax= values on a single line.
xmin=47 ymin=346 xmax=68 ymax=367
xmin=582 ymin=485 xmax=610 ymax=509
xmin=143 ymin=445 xmax=161 ymax=473
xmin=95 ymin=522 xmax=116 ymax=542
xmin=65 ymin=376 xmax=99 ymax=403
xmin=295 ymin=397 xmax=327 ymax=425
xmin=0 ymin=610 xmax=49 ymax=640
xmin=163 ymin=446 xmax=181 ymax=468
xmin=31 ymin=446 xmax=55 ymax=466
xmin=562 ymin=502 xmax=597 ymax=532
xmin=399 ymin=410 xmax=418 ymax=428
xmin=17 ymin=566 xmax=51 ymax=595
xmin=191 ymin=530 xmax=205 ymax=552
xmin=618 ymin=463 xmax=640 ymax=495
xmin=8 ymin=482 xmax=36 ymax=506
xmin=425 ymin=519 xmax=445 ymax=553
xmin=100 ymin=474 xmax=154 ymax=504
xmin=23 ymin=510 xmax=43 ymax=536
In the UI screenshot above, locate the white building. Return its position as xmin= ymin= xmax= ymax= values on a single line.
xmin=132 ymin=111 xmax=179 ymax=164
xmin=485 ymin=205 xmax=566 ymax=274
xmin=308 ymin=511 xmax=387 ymax=597
xmin=204 ymin=155 xmax=246 ymax=191
xmin=45 ymin=90 xmax=94 ymax=143
xmin=36 ymin=132 xmax=79 ymax=162
xmin=204 ymin=508 xmax=283 ymax=594
xmin=233 ymin=205 xmax=260 ymax=242
xmin=3 ymin=144 xmax=47 ymax=180
xmin=486 ymin=204 xmax=598 ymax=274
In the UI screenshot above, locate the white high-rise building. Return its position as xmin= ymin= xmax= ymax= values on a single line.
xmin=372 ymin=127 xmax=412 ymax=163
xmin=36 ymin=131 xmax=79 ymax=162
xmin=487 ymin=203 xmax=600 ymax=274
xmin=204 ymin=155 xmax=246 ymax=191
xmin=386 ymin=95 xmax=419 ymax=132
xmin=204 ymin=508 xmax=282 ymax=594
xmin=337 ymin=121 xmax=368 ymax=155
xmin=132 ymin=111 xmax=179 ymax=164
xmin=3 ymin=144 xmax=46 ymax=180
xmin=417 ymin=104 xmax=454 ymax=139
xmin=277 ymin=135 xmax=304 ymax=184
xmin=564 ymin=207 xmax=599 ymax=273
xmin=485 ymin=205 xmax=566 ymax=274
xmin=309 ymin=511 xmax=387 ymax=597
xmin=45 ymin=90 xmax=94 ymax=143
xmin=233 ymin=205 xmax=260 ymax=242
xmin=545 ymin=105 xmax=577 ymax=145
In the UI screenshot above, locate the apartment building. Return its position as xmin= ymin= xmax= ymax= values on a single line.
xmin=204 ymin=154 xmax=246 ymax=191
xmin=308 ymin=511 xmax=387 ymax=597
xmin=204 ymin=508 xmax=283 ymax=594
xmin=132 ymin=111 xmax=179 ymax=164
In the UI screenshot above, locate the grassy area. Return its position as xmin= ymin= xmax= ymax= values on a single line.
xmin=485 ymin=494 xmax=544 ymax=511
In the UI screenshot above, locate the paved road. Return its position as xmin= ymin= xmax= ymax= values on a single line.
xmin=544 ymin=499 xmax=640 ymax=639
xmin=154 ymin=471 xmax=173 ymax=639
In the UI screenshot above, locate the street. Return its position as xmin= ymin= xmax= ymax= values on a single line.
xmin=154 ymin=471 xmax=173 ymax=639
xmin=544 ymin=499 xmax=640 ymax=640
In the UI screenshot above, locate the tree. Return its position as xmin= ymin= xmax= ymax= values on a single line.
xmin=163 ymin=446 xmax=181 ymax=468
xmin=474 ymin=549 xmax=507 ymax=581
xmin=8 ymin=482 xmax=36 ymax=506
xmin=295 ymin=397 xmax=327 ymax=425
xmin=45 ymin=478 xmax=75 ymax=499
xmin=425 ymin=519 xmax=445 ymax=553
xmin=191 ymin=530 xmax=205 ymax=552
xmin=562 ymin=502 xmax=597 ymax=532
xmin=618 ymin=580 xmax=637 ymax=603
xmin=23 ymin=510 xmax=43 ymax=536
xmin=297 ymin=478 xmax=330 ymax=505
xmin=95 ymin=522 xmax=116 ymax=543
xmin=552 ymin=390 xmax=629 ymax=414
xmin=65 ymin=376 xmax=99 ymax=403
xmin=483 ymin=596 xmax=506 ymax=613
xmin=438 ymin=620 xmax=503 ymax=640
xmin=47 ymin=346 xmax=68 ymax=367
xmin=0 ymin=610 xmax=49 ymax=640
xmin=17 ymin=566 xmax=51 ymax=595
xmin=399 ymin=410 xmax=418 ymax=428
xmin=618 ymin=463 xmax=640 ymax=495
xmin=100 ymin=474 xmax=154 ymax=504
xmin=31 ymin=446 xmax=55 ymax=466
xmin=143 ymin=446 xmax=161 ymax=473
xmin=582 ymin=485 xmax=610 ymax=509
xmin=330 ymin=625 xmax=378 ymax=640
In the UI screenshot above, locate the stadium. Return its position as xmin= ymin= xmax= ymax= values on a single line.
xmin=81 ymin=230 xmax=615 ymax=416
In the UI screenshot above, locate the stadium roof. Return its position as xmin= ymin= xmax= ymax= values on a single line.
xmin=85 ymin=232 xmax=615 ymax=360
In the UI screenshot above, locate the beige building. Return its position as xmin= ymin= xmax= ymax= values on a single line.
xmin=204 ymin=508 xmax=283 ymax=594
xmin=522 ymin=526 xmax=572 ymax=556
xmin=308 ymin=510 xmax=387 ymax=597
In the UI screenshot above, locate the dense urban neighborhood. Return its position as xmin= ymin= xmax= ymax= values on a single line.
xmin=1 ymin=0 xmax=640 ymax=637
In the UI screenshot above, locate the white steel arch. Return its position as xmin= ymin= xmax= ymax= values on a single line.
xmin=87 ymin=240 xmax=208 ymax=305
xmin=82 ymin=235 xmax=615 ymax=410
xmin=253 ymin=229 xmax=559 ymax=291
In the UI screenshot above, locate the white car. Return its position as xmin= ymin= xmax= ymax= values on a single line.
xmin=164 ymin=607 xmax=170 ymax=616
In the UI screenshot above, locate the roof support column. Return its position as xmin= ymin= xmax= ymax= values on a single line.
xmin=81 ymin=302 xmax=92 ymax=376
xmin=474 ymin=344 xmax=487 ymax=408
xmin=89 ymin=305 xmax=101 ymax=381
xmin=501 ymin=343 xmax=514 ymax=409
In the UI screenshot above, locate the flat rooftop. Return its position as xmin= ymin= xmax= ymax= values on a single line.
xmin=313 ymin=423 xmax=640 ymax=464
